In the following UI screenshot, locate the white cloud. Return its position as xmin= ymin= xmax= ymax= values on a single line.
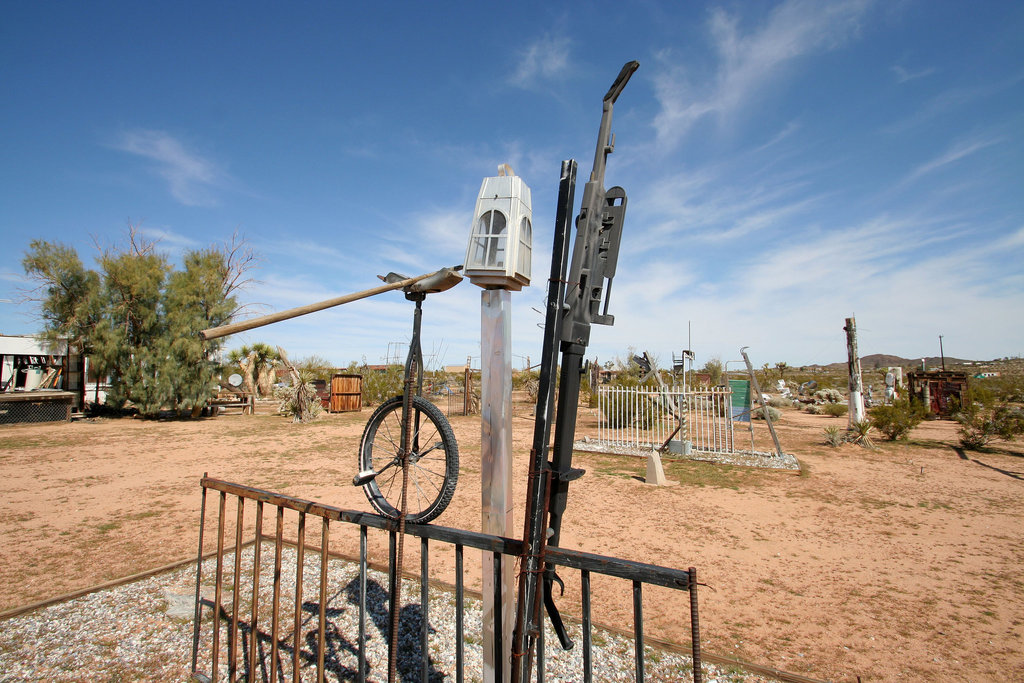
xmin=891 ymin=64 xmax=936 ymax=83
xmin=112 ymin=129 xmax=224 ymax=206
xmin=902 ymin=135 xmax=1001 ymax=184
xmin=508 ymin=34 xmax=570 ymax=89
xmin=653 ymin=0 xmax=871 ymax=147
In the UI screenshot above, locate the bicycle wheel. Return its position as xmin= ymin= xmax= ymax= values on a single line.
xmin=358 ymin=395 xmax=459 ymax=523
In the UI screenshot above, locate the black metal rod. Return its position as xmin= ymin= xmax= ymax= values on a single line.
xmin=511 ymin=159 xmax=577 ymax=683
xmin=388 ymin=529 xmax=397 ymax=683
xmin=359 ymin=525 xmax=368 ymax=683
xmin=249 ymin=500 xmax=264 ymax=679
xmin=229 ymin=497 xmax=244 ymax=678
xmin=270 ymin=506 xmax=284 ymax=682
xmin=293 ymin=511 xmax=306 ymax=682
xmin=455 ymin=544 xmax=464 ymax=683
xmin=689 ymin=567 xmax=702 ymax=683
xmin=582 ymin=569 xmax=592 ymax=683
xmin=536 ymin=574 xmax=545 ymax=683
xmin=422 ymin=537 xmax=429 ymax=683
xmin=633 ymin=580 xmax=644 ymax=682
xmin=212 ymin=491 xmax=226 ymax=682
xmin=318 ymin=518 xmax=329 ymax=683
xmin=191 ymin=476 xmax=209 ymax=676
xmin=494 ymin=551 xmax=503 ymax=682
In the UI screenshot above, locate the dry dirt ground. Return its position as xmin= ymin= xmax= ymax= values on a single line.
xmin=1 ymin=397 xmax=1022 ymax=682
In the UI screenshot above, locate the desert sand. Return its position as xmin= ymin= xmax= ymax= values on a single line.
xmin=0 ymin=398 xmax=1021 ymax=682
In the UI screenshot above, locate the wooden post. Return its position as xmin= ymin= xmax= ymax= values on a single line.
xmin=480 ymin=289 xmax=514 ymax=683
xmin=845 ymin=317 xmax=866 ymax=427
xmin=199 ymin=269 xmax=446 ymax=340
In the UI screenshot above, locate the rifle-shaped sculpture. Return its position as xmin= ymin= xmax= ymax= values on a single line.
xmin=511 ymin=60 xmax=638 ymax=683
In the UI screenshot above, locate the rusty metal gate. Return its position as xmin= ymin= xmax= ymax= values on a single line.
xmin=190 ymin=477 xmax=703 ymax=683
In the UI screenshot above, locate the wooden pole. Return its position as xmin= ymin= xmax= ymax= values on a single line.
xmin=198 ymin=269 xmax=445 ymax=340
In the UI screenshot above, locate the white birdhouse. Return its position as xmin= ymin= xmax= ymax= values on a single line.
xmin=464 ymin=165 xmax=532 ymax=291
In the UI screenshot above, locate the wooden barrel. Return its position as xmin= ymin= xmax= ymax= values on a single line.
xmin=330 ymin=374 xmax=362 ymax=412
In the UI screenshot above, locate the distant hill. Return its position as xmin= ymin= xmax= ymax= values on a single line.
xmin=817 ymin=354 xmax=974 ymax=372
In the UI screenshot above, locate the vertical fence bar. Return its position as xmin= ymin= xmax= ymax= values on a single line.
xmin=689 ymin=567 xmax=702 ymax=683
xmin=270 ymin=506 xmax=284 ymax=683
xmin=455 ymin=543 xmax=464 ymax=683
xmin=293 ymin=511 xmax=306 ymax=683
xmin=212 ymin=491 xmax=226 ymax=682
xmin=536 ymin=573 xmax=545 ymax=683
xmin=318 ymin=518 xmax=330 ymax=683
xmin=421 ymin=537 xmax=430 ymax=683
xmin=191 ymin=478 xmax=209 ymax=676
xmin=581 ymin=569 xmax=592 ymax=683
xmin=249 ymin=501 xmax=264 ymax=682
xmin=359 ymin=525 xmax=368 ymax=683
xmin=633 ymin=580 xmax=644 ymax=682
xmin=229 ymin=497 xmax=244 ymax=679
xmin=493 ymin=551 xmax=503 ymax=683
xmin=388 ymin=529 xmax=397 ymax=683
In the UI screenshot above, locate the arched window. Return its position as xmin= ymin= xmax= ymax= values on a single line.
xmin=517 ymin=216 xmax=531 ymax=279
xmin=468 ymin=210 xmax=507 ymax=269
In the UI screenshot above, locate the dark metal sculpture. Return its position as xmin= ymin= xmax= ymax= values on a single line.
xmin=511 ymin=60 xmax=638 ymax=683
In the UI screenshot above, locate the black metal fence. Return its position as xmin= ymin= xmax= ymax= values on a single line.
xmin=190 ymin=477 xmax=702 ymax=683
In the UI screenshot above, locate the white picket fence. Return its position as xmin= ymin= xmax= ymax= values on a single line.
xmin=594 ymin=385 xmax=736 ymax=454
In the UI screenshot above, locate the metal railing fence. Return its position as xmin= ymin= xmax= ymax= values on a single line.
xmin=595 ymin=386 xmax=734 ymax=454
xmin=190 ymin=477 xmax=702 ymax=683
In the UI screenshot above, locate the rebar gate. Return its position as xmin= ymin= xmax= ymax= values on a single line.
xmin=191 ymin=477 xmax=703 ymax=682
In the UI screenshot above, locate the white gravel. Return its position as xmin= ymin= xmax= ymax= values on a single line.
xmin=0 ymin=545 xmax=776 ymax=682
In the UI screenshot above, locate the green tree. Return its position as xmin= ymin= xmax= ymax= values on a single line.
xmin=21 ymin=241 xmax=102 ymax=345
xmin=775 ymin=362 xmax=789 ymax=380
xmin=91 ymin=232 xmax=170 ymax=414
xmin=22 ymin=228 xmax=256 ymax=416
xmin=22 ymin=240 xmax=103 ymax=401
xmin=162 ymin=248 xmax=240 ymax=415
xmin=700 ymin=356 xmax=723 ymax=386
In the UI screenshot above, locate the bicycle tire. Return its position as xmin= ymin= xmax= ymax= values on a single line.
xmin=358 ymin=395 xmax=459 ymax=523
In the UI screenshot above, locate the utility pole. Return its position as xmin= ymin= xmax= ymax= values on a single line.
xmin=939 ymin=334 xmax=945 ymax=371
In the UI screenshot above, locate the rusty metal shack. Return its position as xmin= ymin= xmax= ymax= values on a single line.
xmin=907 ymin=370 xmax=968 ymax=417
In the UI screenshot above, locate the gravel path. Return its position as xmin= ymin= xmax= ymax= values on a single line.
xmin=0 ymin=545 xmax=778 ymax=683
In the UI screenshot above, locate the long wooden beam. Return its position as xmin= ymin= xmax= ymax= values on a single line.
xmin=199 ymin=268 xmax=443 ymax=340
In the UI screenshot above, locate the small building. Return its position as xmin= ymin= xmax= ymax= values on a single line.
xmin=906 ymin=370 xmax=968 ymax=417
xmin=0 ymin=334 xmax=84 ymax=423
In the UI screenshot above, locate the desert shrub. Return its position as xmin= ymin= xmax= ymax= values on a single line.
xmin=823 ymin=425 xmax=844 ymax=447
xmin=956 ymin=403 xmax=1024 ymax=450
xmin=361 ymin=365 xmax=405 ymax=405
xmin=767 ymin=395 xmax=794 ymax=408
xmin=274 ymin=383 xmax=323 ymax=422
xmin=869 ymin=398 xmax=925 ymax=440
xmin=813 ymin=388 xmax=844 ymax=404
xmin=822 ymin=403 xmax=848 ymax=418
xmin=805 ymin=403 xmax=822 ymax=415
xmin=753 ymin=405 xmax=781 ymax=421
xmin=848 ymin=420 xmax=875 ymax=448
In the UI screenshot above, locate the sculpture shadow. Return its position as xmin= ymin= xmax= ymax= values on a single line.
xmin=204 ymin=574 xmax=444 ymax=682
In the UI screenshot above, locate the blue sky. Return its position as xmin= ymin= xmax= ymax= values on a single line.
xmin=2 ymin=1 xmax=1022 ymax=371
